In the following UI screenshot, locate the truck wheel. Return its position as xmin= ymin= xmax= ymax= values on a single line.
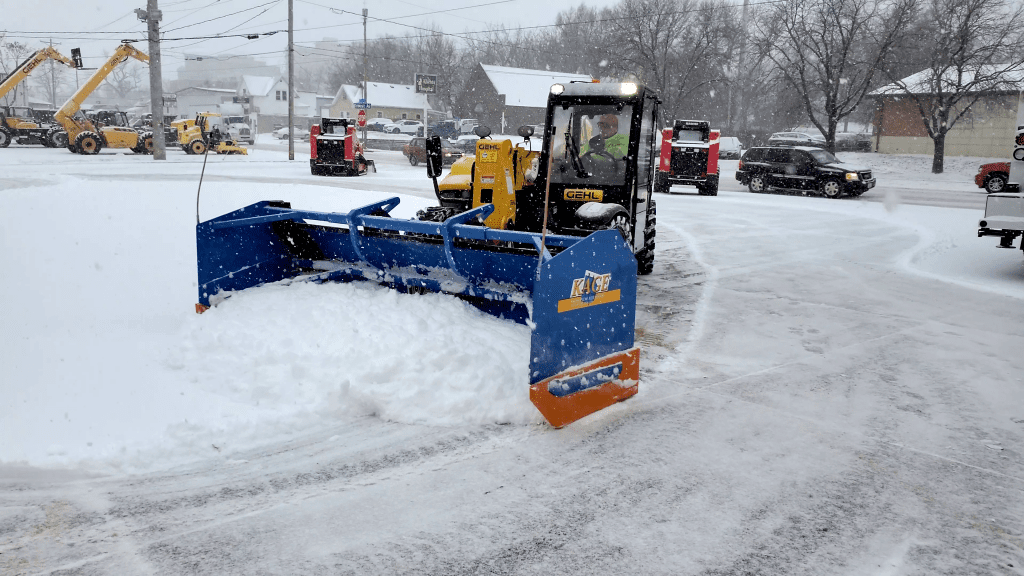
xmin=189 ymin=139 xmax=207 ymax=155
xmin=0 ymin=127 xmax=11 ymax=148
xmin=748 ymin=174 xmax=767 ymax=193
xmin=986 ymin=173 xmax=1008 ymax=193
xmin=821 ymin=178 xmax=843 ymax=199
xmin=705 ymin=183 xmax=718 ymax=196
xmin=75 ymin=132 xmax=101 ymax=155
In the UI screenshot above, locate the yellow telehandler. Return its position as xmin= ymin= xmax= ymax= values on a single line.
xmin=54 ymin=42 xmax=153 ymax=155
xmin=0 ymin=46 xmax=81 ymax=148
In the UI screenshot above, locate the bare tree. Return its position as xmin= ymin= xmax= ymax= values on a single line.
xmin=880 ymin=0 xmax=1024 ymax=172
xmin=756 ymin=0 xmax=915 ymax=153
xmin=37 ymin=57 xmax=72 ymax=108
xmin=0 ymin=41 xmax=35 ymax=107
xmin=102 ymin=58 xmax=146 ymax=99
xmin=605 ymin=0 xmax=691 ymax=104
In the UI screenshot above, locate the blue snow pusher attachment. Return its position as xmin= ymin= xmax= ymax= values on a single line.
xmin=196 ymin=197 xmax=640 ymax=428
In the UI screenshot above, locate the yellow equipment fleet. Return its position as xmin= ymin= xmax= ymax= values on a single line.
xmin=54 ymin=42 xmax=154 ymax=155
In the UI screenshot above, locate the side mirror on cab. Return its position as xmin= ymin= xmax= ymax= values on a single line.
xmin=425 ymin=135 xmax=443 ymax=178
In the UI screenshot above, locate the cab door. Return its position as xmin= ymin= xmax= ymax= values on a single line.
xmin=790 ymin=150 xmax=818 ymax=191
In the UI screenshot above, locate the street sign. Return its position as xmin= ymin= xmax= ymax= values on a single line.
xmin=354 ymin=101 xmax=371 ymax=110
xmin=357 ymin=110 xmax=366 ymax=127
xmin=415 ymin=73 xmax=437 ymax=94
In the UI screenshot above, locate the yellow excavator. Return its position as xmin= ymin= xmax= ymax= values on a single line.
xmin=55 ymin=42 xmax=153 ymax=155
xmin=0 ymin=46 xmax=81 ymax=148
xmin=171 ymin=112 xmax=247 ymax=155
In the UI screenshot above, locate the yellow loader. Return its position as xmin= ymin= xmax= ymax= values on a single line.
xmin=174 ymin=113 xmax=247 ymax=155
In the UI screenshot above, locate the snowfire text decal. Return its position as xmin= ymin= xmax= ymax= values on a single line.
xmin=563 ymin=188 xmax=604 ymax=202
xmin=557 ymin=270 xmax=620 ymax=312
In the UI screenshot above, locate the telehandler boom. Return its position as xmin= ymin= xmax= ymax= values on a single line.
xmin=0 ymin=46 xmax=81 ymax=148
xmin=54 ymin=42 xmax=153 ymax=155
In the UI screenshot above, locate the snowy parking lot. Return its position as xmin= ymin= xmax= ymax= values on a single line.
xmin=1 ymin=144 xmax=1022 ymax=574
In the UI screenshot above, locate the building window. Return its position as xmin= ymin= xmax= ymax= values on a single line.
xmin=377 ymin=112 xmax=382 ymax=118
xmin=416 ymin=114 xmax=421 ymax=120
xmin=401 ymin=113 xmax=408 ymax=119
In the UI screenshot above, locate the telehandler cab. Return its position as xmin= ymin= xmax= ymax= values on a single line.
xmin=0 ymin=46 xmax=81 ymax=148
xmin=54 ymin=42 xmax=154 ymax=155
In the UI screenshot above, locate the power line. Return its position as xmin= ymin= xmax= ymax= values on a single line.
xmin=164 ymin=0 xmax=281 ymax=33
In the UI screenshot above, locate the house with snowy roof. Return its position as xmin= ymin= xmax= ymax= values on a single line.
xmin=329 ymin=82 xmax=432 ymax=123
xmin=456 ymin=64 xmax=593 ymax=133
xmin=868 ymin=66 xmax=1024 ymax=157
xmin=235 ymin=75 xmax=319 ymax=132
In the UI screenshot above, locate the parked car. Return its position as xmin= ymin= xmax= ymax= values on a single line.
xmin=395 ymin=120 xmax=424 ymax=135
xmin=365 ymin=118 xmax=400 ymax=133
xmin=767 ymin=131 xmax=826 ymax=148
xmin=457 ymin=118 xmax=479 ymax=134
xmin=428 ymin=120 xmax=459 ymax=139
xmin=402 ymin=136 xmax=463 ymax=166
xmin=450 ymin=134 xmax=480 ymax=153
xmin=273 ymin=125 xmax=310 ymax=140
xmin=976 ymin=161 xmax=1011 ymax=193
xmin=834 ymin=132 xmax=873 ymax=152
xmin=719 ymin=136 xmax=743 ymax=159
xmin=735 ymin=145 xmax=875 ymax=198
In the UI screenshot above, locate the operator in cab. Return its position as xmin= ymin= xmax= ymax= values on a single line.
xmin=592 ymin=113 xmax=628 ymax=159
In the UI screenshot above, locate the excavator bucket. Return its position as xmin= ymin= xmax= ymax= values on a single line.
xmin=196 ymin=197 xmax=640 ymax=428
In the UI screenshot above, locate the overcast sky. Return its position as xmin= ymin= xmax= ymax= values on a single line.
xmin=3 ymin=0 xmax=621 ymax=81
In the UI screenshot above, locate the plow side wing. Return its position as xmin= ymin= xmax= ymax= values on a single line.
xmin=528 ymin=230 xmax=639 ymax=428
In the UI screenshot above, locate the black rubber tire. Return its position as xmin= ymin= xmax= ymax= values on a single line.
xmin=136 ymin=131 xmax=155 ymax=154
xmin=409 ymin=154 xmax=419 ymax=166
xmin=47 ymin=128 xmax=68 ymax=148
xmin=189 ymin=139 xmax=207 ymax=155
xmin=0 ymin=127 xmax=11 ymax=148
xmin=986 ymin=174 xmax=1008 ymax=194
xmin=75 ymin=132 xmax=101 ymax=155
xmin=821 ymin=178 xmax=843 ymax=199
xmin=748 ymin=174 xmax=767 ymax=193
xmin=654 ymin=172 xmax=669 ymax=194
xmin=637 ymin=199 xmax=656 ymax=275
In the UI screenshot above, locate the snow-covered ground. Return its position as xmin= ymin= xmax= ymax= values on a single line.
xmin=1 ymin=145 xmax=1022 ymax=574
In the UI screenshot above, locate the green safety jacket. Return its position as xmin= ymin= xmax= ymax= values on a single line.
xmin=583 ymin=132 xmax=628 ymax=160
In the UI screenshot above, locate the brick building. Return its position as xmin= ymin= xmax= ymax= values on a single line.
xmin=870 ymin=68 xmax=1023 ymax=157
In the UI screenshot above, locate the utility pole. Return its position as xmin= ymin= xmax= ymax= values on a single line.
xmin=362 ymin=8 xmax=368 ymax=141
xmin=288 ymin=0 xmax=294 ymax=160
xmin=139 ymin=0 xmax=166 ymax=160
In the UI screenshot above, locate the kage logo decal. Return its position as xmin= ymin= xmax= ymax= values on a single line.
xmin=558 ymin=270 xmax=620 ymax=312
